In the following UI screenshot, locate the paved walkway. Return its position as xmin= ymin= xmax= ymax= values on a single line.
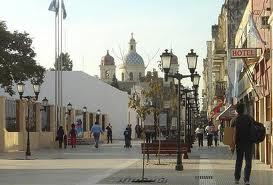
xmin=0 ymin=140 xmax=272 ymax=185
xmin=98 ymin=142 xmax=273 ymax=185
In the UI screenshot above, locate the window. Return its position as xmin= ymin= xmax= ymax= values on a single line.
xmin=105 ymin=70 xmax=110 ymax=79
xmin=130 ymin=45 xmax=133 ymax=50
xmin=260 ymin=61 xmax=264 ymax=75
xmin=139 ymin=73 xmax=142 ymax=79
xmin=261 ymin=16 xmax=270 ymax=29
xmin=121 ymin=73 xmax=124 ymax=81
xmin=266 ymin=95 xmax=271 ymax=121
xmin=5 ymin=99 xmax=18 ymax=132
xmin=129 ymin=72 xmax=133 ymax=81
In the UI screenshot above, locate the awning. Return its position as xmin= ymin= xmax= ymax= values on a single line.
xmin=216 ymin=105 xmax=237 ymax=121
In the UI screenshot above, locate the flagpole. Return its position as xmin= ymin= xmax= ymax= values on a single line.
xmin=60 ymin=0 xmax=63 ymax=130
xmin=55 ymin=6 xmax=59 ymax=131
xmin=57 ymin=0 xmax=61 ymax=132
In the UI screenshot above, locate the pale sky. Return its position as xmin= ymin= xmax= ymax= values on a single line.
xmin=0 ymin=0 xmax=224 ymax=85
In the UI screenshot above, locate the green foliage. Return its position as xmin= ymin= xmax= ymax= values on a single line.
xmin=0 ymin=21 xmax=45 ymax=96
xmin=129 ymin=91 xmax=150 ymax=121
xmin=128 ymin=78 xmax=163 ymax=123
xmin=110 ymin=74 xmax=119 ymax=89
xmin=53 ymin=52 xmax=73 ymax=71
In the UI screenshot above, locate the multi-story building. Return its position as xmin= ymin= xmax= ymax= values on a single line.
xmin=236 ymin=0 xmax=272 ymax=168
xmin=202 ymin=0 xmax=247 ymax=124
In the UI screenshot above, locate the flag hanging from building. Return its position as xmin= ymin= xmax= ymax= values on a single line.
xmin=48 ymin=0 xmax=59 ymax=13
xmin=248 ymin=13 xmax=266 ymax=45
xmin=61 ymin=0 xmax=67 ymax=19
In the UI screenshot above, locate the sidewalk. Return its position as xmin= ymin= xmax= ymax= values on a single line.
xmin=98 ymin=142 xmax=273 ymax=185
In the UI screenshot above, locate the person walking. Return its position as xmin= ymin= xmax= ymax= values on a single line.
xmin=105 ymin=123 xmax=113 ymax=144
xmin=145 ymin=129 xmax=151 ymax=143
xmin=69 ymin=124 xmax=77 ymax=148
xmin=128 ymin=124 xmax=132 ymax=147
xmin=218 ymin=121 xmax=224 ymax=142
xmin=195 ymin=125 xmax=204 ymax=147
xmin=57 ymin=126 xmax=64 ymax=149
xmin=205 ymin=122 xmax=214 ymax=147
xmin=91 ymin=121 xmax=103 ymax=148
xmin=230 ymin=103 xmax=253 ymax=185
xmin=135 ymin=123 xmax=141 ymax=139
xmin=213 ymin=129 xmax=219 ymax=147
xmin=124 ymin=127 xmax=131 ymax=148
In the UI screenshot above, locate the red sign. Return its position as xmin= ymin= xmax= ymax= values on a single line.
xmin=230 ymin=48 xmax=258 ymax=58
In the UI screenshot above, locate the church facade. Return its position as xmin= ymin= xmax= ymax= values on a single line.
xmin=99 ymin=34 xmax=179 ymax=92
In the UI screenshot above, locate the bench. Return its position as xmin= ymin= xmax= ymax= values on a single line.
xmin=141 ymin=142 xmax=189 ymax=160
xmin=153 ymin=140 xmax=191 ymax=153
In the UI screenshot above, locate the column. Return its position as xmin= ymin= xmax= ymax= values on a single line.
xmin=36 ymin=102 xmax=41 ymax=132
xmin=50 ymin=105 xmax=56 ymax=133
xmin=86 ymin=112 xmax=90 ymax=137
xmin=0 ymin=96 xmax=6 ymax=152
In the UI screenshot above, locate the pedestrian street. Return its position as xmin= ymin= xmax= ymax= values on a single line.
xmin=0 ymin=140 xmax=272 ymax=185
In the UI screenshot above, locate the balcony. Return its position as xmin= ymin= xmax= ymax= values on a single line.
xmin=215 ymin=81 xmax=227 ymax=98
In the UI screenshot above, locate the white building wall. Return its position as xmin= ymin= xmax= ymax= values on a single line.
xmin=0 ymin=71 xmax=128 ymax=139
xmin=119 ymin=64 xmax=145 ymax=82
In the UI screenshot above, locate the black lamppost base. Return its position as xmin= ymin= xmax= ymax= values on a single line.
xmin=175 ymin=164 xmax=183 ymax=171
xmin=26 ymin=151 xmax=31 ymax=156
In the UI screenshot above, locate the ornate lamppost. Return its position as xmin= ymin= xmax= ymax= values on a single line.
xmin=17 ymin=82 xmax=46 ymax=157
xmin=161 ymin=49 xmax=199 ymax=171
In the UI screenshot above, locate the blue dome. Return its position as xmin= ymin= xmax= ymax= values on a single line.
xmin=125 ymin=51 xmax=144 ymax=65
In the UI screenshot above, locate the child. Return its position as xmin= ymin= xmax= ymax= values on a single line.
xmin=69 ymin=124 xmax=77 ymax=148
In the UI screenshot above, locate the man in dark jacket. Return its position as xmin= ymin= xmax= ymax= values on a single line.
xmin=57 ymin=126 xmax=64 ymax=148
xmin=231 ymin=103 xmax=253 ymax=185
xmin=106 ymin=123 xmax=112 ymax=144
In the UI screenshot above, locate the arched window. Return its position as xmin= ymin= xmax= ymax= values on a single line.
xmin=105 ymin=70 xmax=110 ymax=79
xmin=129 ymin=72 xmax=133 ymax=81
xmin=139 ymin=73 xmax=142 ymax=80
xmin=121 ymin=73 xmax=125 ymax=81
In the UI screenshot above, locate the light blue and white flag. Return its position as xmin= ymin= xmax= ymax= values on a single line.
xmin=48 ymin=0 xmax=59 ymax=14
xmin=61 ymin=0 xmax=67 ymax=19
xmin=248 ymin=13 xmax=266 ymax=45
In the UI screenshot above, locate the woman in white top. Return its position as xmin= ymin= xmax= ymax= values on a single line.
xmin=195 ymin=125 xmax=204 ymax=147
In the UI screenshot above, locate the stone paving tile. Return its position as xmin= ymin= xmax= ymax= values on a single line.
xmin=98 ymin=143 xmax=273 ymax=185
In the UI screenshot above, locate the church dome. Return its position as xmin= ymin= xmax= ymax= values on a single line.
xmin=125 ymin=33 xmax=144 ymax=65
xmin=171 ymin=50 xmax=178 ymax=65
xmin=101 ymin=50 xmax=115 ymax=65
xmin=125 ymin=52 xmax=144 ymax=65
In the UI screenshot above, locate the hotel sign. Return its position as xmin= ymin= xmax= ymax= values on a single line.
xmin=230 ymin=48 xmax=259 ymax=59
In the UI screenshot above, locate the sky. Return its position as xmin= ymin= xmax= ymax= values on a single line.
xmin=0 ymin=0 xmax=225 ymax=86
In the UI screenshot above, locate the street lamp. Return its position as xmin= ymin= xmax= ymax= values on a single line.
xmin=16 ymin=82 xmax=41 ymax=157
xmin=82 ymin=106 xmax=87 ymax=132
xmin=41 ymin=97 xmax=48 ymax=111
xmin=96 ymin=109 xmax=101 ymax=122
xmin=192 ymin=72 xmax=201 ymax=88
xmin=186 ymin=49 xmax=198 ymax=74
xmin=66 ymin=102 xmax=72 ymax=115
xmin=160 ymin=49 xmax=172 ymax=81
xmin=83 ymin=106 xmax=87 ymax=113
xmin=161 ymin=49 xmax=199 ymax=171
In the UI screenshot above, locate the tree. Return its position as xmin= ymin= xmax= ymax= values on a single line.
xmin=52 ymin=52 xmax=73 ymax=71
xmin=110 ymin=74 xmax=119 ymax=89
xmin=145 ymin=77 xmax=164 ymax=164
xmin=0 ymin=21 xmax=45 ymax=96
